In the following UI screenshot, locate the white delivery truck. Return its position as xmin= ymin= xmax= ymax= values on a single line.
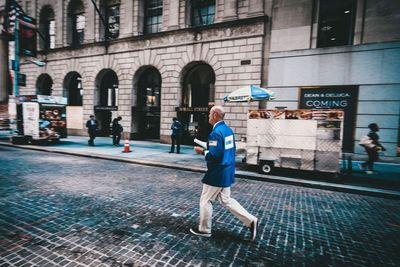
xmin=242 ymin=109 xmax=344 ymax=174
xmin=9 ymin=95 xmax=67 ymax=144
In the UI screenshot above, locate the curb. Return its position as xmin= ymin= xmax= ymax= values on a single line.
xmin=1 ymin=142 xmax=399 ymax=200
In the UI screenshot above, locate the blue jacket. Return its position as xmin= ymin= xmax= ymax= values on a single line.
xmin=202 ymin=121 xmax=236 ymax=187
xmin=171 ymin=120 xmax=182 ymax=136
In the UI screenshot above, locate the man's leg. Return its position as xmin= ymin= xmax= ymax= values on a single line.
xmin=112 ymin=134 xmax=117 ymax=145
xmin=198 ymin=184 xmax=221 ymax=234
xmin=217 ymin=187 xmax=257 ymax=227
xmin=170 ymin=135 xmax=175 ymax=152
xmin=117 ymin=134 xmax=121 ymax=145
xmin=176 ymin=136 xmax=181 ymax=154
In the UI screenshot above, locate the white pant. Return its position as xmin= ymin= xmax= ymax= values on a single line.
xmin=198 ymin=184 xmax=256 ymax=234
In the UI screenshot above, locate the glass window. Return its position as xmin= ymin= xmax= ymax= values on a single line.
xmin=317 ymin=0 xmax=356 ymax=48
xmin=107 ymin=4 xmax=120 ymax=38
xmin=68 ymin=0 xmax=85 ymax=47
xmin=39 ymin=6 xmax=55 ymax=50
xmin=145 ymin=0 xmax=163 ymax=34
xmin=192 ymin=0 xmax=215 ymax=27
xmin=74 ymin=13 xmax=85 ymax=45
xmin=49 ymin=20 xmax=55 ymax=49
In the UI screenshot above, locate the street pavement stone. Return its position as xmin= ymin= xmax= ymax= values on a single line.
xmin=0 ymin=146 xmax=399 ymax=266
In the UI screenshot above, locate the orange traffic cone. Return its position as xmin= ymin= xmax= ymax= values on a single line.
xmin=122 ymin=139 xmax=131 ymax=153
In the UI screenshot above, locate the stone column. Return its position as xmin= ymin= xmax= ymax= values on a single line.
xmin=248 ymin=0 xmax=264 ymax=17
xmin=223 ymin=0 xmax=237 ymax=21
xmin=167 ymin=0 xmax=180 ymax=30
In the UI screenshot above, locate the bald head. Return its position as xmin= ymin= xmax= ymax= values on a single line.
xmin=209 ymin=105 xmax=225 ymax=126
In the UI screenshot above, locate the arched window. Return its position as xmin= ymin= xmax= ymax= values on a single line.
xmin=192 ymin=0 xmax=215 ymax=27
xmin=36 ymin=74 xmax=53 ymax=96
xmin=100 ymin=0 xmax=120 ymax=39
xmin=67 ymin=0 xmax=85 ymax=47
xmin=144 ymin=0 xmax=163 ymax=34
xmin=39 ymin=5 xmax=55 ymax=50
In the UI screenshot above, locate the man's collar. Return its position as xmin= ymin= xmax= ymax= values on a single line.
xmin=213 ymin=120 xmax=224 ymax=129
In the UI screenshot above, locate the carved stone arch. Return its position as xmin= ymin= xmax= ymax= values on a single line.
xmin=137 ymin=50 xmax=164 ymax=71
xmin=176 ymin=44 xmax=220 ymax=84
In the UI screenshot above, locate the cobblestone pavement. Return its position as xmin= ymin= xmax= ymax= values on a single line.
xmin=0 ymin=146 xmax=399 ymax=267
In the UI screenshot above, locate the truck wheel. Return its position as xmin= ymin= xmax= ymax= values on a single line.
xmin=260 ymin=161 xmax=274 ymax=174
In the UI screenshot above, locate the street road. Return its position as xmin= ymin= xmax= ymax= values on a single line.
xmin=0 ymin=146 xmax=399 ymax=267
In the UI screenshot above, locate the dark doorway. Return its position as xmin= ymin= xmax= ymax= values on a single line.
xmin=63 ymin=72 xmax=83 ymax=106
xmin=36 ymin=74 xmax=53 ymax=95
xmin=179 ymin=64 xmax=215 ymax=144
xmin=95 ymin=69 xmax=118 ymax=136
xmin=136 ymin=67 xmax=161 ymax=140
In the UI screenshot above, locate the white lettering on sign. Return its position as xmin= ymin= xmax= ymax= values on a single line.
xmin=306 ymin=100 xmax=348 ymax=108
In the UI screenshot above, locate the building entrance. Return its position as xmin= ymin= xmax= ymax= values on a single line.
xmin=136 ymin=67 xmax=161 ymax=140
xmin=179 ymin=63 xmax=215 ymax=144
xmin=95 ymin=69 xmax=118 ymax=136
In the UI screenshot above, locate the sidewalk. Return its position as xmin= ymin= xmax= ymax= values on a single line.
xmin=0 ymin=133 xmax=399 ymax=199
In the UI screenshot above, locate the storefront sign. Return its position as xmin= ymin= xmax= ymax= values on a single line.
xmin=299 ymin=87 xmax=359 ymax=152
xmin=95 ymin=106 xmax=118 ymax=111
xmin=175 ymin=106 xmax=209 ymax=112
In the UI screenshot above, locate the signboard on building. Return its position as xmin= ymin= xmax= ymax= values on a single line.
xmin=175 ymin=106 xmax=209 ymax=112
xmin=299 ymin=86 xmax=359 ymax=152
xmin=19 ymin=14 xmax=37 ymax=57
xmin=95 ymin=106 xmax=118 ymax=111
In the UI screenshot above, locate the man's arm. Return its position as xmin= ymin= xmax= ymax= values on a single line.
xmin=205 ymin=132 xmax=224 ymax=163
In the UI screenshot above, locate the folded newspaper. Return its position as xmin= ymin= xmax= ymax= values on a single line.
xmin=194 ymin=138 xmax=207 ymax=149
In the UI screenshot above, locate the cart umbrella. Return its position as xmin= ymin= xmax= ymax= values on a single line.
xmin=223 ymin=85 xmax=275 ymax=102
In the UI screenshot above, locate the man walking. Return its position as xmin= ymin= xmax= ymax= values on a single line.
xmin=86 ymin=115 xmax=98 ymax=146
xmin=191 ymin=106 xmax=258 ymax=241
xmin=112 ymin=116 xmax=123 ymax=146
xmin=169 ymin=117 xmax=182 ymax=154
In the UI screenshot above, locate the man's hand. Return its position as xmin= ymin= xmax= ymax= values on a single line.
xmin=194 ymin=146 xmax=204 ymax=154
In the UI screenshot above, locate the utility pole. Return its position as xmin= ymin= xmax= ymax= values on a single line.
xmin=13 ymin=14 xmax=18 ymax=96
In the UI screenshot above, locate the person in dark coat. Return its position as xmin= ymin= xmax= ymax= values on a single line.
xmin=112 ymin=116 xmax=123 ymax=146
xmin=190 ymin=106 xmax=258 ymax=241
xmin=169 ymin=117 xmax=182 ymax=154
xmin=86 ymin=115 xmax=98 ymax=146
xmin=360 ymin=123 xmax=386 ymax=174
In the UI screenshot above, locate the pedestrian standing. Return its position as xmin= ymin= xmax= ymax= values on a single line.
xmin=86 ymin=115 xmax=98 ymax=146
xmin=169 ymin=117 xmax=182 ymax=154
xmin=112 ymin=116 xmax=123 ymax=146
xmin=191 ymin=106 xmax=258 ymax=241
xmin=359 ymin=123 xmax=386 ymax=174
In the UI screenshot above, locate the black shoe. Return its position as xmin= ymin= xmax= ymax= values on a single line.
xmin=176 ymin=152 xmax=180 ymax=154
xmin=249 ymin=218 xmax=258 ymax=241
xmin=190 ymin=228 xmax=211 ymax=237
xmin=168 ymin=151 xmax=174 ymax=153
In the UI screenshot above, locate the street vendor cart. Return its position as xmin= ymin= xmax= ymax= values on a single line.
xmin=9 ymin=95 xmax=67 ymax=144
xmin=244 ymin=109 xmax=344 ymax=174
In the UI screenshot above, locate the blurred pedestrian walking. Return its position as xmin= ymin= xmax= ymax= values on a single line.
xmin=359 ymin=123 xmax=386 ymax=174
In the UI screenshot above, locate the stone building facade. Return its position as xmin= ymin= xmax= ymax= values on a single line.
xmin=8 ymin=0 xmax=268 ymax=144
xmin=266 ymin=0 xmax=400 ymax=156
xmin=1 ymin=0 xmax=399 ymax=156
